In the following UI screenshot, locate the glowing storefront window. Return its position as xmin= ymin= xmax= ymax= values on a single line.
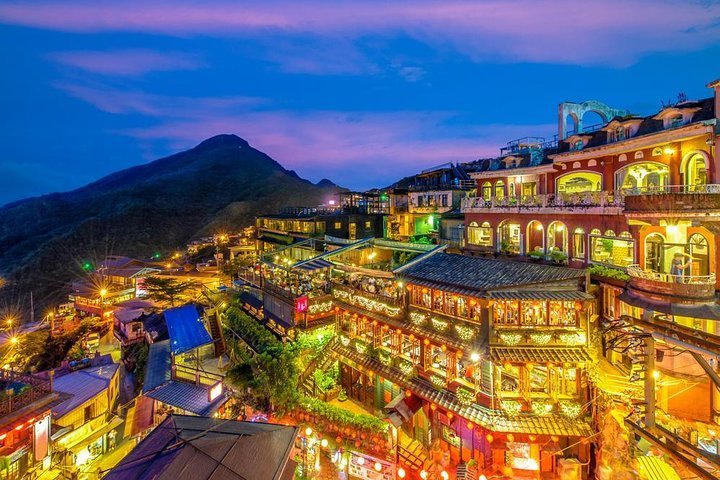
xmin=684 ymin=153 xmax=708 ymax=188
xmin=616 ymin=162 xmax=669 ymax=191
xmin=556 ymin=172 xmax=602 ymax=194
xmin=468 ymin=221 xmax=492 ymax=246
xmin=590 ymin=233 xmax=634 ymax=267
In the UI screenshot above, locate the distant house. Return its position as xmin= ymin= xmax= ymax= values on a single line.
xmin=113 ymin=299 xmax=157 ymax=347
xmin=105 ymin=414 xmax=298 ymax=480
xmin=50 ymin=358 xmax=121 ymax=468
xmin=141 ymin=305 xmax=228 ymax=420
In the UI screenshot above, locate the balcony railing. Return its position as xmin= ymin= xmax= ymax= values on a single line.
xmin=626 ymin=265 xmax=717 ymax=300
xmin=461 ymin=191 xmax=624 ymax=212
xmin=0 ymin=371 xmax=52 ymax=417
xmin=622 ymin=184 xmax=720 ymax=196
xmin=407 ymin=181 xmax=475 ymax=192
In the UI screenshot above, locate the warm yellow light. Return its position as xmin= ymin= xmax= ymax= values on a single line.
xmin=398 ymin=467 xmax=406 ymax=478
xmin=10 ymin=337 xmax=18 ymax=345
xmin=479 ymin=476 xmax=488 ymax=480
xmin=441 ymin=471 xmax=449 ymax=480
xmin=5 ymin=318 xmax=12 ymax=326
xmin=357 ymin=457 xmax=365 ymax=466
xmin=663 ymin=147 xmax=675 ymax=155
xmin=420 ymin=471 xmax=428 ymax=480
xmin=305 ymin=427 xmax=313 ymax=437
xmin=556 ymin=224 xmax=564 ymax=232
xmin=99 ymin=288 xmax=107 ymax=297
xmin=535 ymin=224 xmax=542 ymax=231
xmin=652 ymin=370 xmax=661 ymax=380
xmin=666 ymin=225 xmax=679 ymax=235
xmin=471 ymin=352 xmax=481 ymax=362
xmin=320 ymin=439 xmax=328 ymax=448
xmin=374 ymin=462 xmax=382 ymax=472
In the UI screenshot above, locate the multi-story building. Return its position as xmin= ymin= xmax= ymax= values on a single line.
xmin=459 ymin=79 xmax=720 ymax=478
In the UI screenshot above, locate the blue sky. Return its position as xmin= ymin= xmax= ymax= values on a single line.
xmin=0 ymin=0 xmax=719 ymax=204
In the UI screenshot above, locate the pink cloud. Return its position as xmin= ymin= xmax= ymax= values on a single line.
xmin=0 ymin=1 xmax=718 ymax=65
xmin=48 ymin=49 xmax=204 ymax=76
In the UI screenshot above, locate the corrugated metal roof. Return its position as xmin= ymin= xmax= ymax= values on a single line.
xmin=489 ymin=290 xmax=593 ymax=301
xmin=106 ymin=415 xmax=298 ymax=480
xmin=164 ymin=304 xmax=213 ymax=355
xmin=52 ymin=364 xmax=119 ymax=419
xmin=490 ymin=346 xmax=592 ymax=363
xmin=399 ymin=253 xmax=585 ymax=293
xmin=143 ymin=340 xmax=172 ymax=393
xmin=144 ymin=381 xmax=227 ymax=416
xmin=293 ymin=258 xmax=334 ymax=272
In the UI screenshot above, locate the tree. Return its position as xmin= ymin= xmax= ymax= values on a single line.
xmin=143 ymin=277 xmax=198 ymax=306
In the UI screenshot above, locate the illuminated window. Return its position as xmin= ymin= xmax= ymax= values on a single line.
xmin=684 ymin=153 xmax=708 ymax=188
xmin=467 ymin=221 xmax=492 ymax=246
xmin=572 ymin=228 xmax=585 ymax=259
xmin=616 ymin=162 xmax=669 ymax=191
xmin=481 ymin=182 xmax=492 ymax=201
xmin=590 ymin=232 xmax=634 ymax=267
xmin=556 ymin=172 xmax=602 ymax=194
xmin=494 ymin=180 xmax=505 ymax=198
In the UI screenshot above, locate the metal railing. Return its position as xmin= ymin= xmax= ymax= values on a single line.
xmin=626 ymin=265 xmax=717 ymax=300
xmin=622 ymin=184 xmax=720 ymax=196
xmin=461 ymin=191 xmax=624 ymax=211
xmin=0 ymin=371 xmax=52 ymax=417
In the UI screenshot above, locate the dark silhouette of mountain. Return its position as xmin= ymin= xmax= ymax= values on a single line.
xmin=0 ymin=134 xmax=343 ymax=313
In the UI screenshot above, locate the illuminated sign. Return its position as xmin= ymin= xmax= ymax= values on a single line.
xmin=208 ymin=382 xmax=223 ymax=402
xmin=33 ymin=416 xmax=49 ymax=461
xmin=136 ymin=278 xmax=148 ymax=297
xmin=295 ymin=296 xmax=309 ymax=314
xmin=348 ymin=452 xmax=395 ymax=480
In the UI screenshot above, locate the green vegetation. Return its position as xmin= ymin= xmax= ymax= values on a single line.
xmin=143 ymin=277 xmax=198 ymax=306
xmin=588 ymin=264 xmax=630 ymax=281
xmin=297 ymin=396 xmax=387 ymax=435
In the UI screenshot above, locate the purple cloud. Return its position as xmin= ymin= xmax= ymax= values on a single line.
xmin=0 ymin=1 xmax=718 ymax=66
xmin=48 ymin=49 xmax=204 ymax=76
xmin=65 ymin=85 xmax=551 ymax=188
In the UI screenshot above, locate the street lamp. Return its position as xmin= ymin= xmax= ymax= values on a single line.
xmin=10 ymin=336 xmax=18 ymax=345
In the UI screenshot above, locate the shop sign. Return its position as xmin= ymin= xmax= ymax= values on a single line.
xmin=348 ymin=451 xmax=395 ymax=480
xmin=295 ymin=296 xmax=308 ymax=313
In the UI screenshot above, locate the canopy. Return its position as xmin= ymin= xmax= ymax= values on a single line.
xmin=164 ymin=304 xmax=213 ymax=355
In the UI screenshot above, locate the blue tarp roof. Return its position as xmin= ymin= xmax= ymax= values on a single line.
xmin=143 ymin=340 xmax=172 ymax=394
xmin=164 ymin=304 xmax=212 ymax=355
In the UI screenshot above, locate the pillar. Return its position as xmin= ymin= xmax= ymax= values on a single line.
xmin=644 ymin=336 xmax=656 ymax=428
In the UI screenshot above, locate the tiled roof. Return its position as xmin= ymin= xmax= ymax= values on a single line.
xmin=490 ymin=347 xmax=592 ymax=364
xmin=400 ymin=253 xmax=585 ymax=293
xmin=52 ymin=363 xmax=119 ymax=419
xmin=332 ymin=343 xmax=593 ymax=436
xmin=106 ymin=414 xmax=298 ymax=480
xmin=145 ymin=381 xmax=227 ymax=416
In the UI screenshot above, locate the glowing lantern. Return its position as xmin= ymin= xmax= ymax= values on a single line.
xmin=405 ymin=390 xmax=412 ymax=398
xmin=507 ymin=434 xmax=514 ymax=442
xmin=409 ymin=334 xmax=415 ymax=340
xmin=398 ymin=467 xmax=407 ymax=478
xmin=430 ymin=403 xmax=437 ymax=411
xmin=529 ymin=435 xmax=536 ymax=442
xmin=486 ymin=434 xmax=494 ymax=443
xmin=357 ymin=457 xmax=365 ymax=466
xmin=447 ymin=412 xmax=454 ymax=420
xmin=467 ymin=422 xmax=474 ymax=430
xmin=374 ymin=462 xmax=382 ymax=472
xmin=456 ymin=351 xmax=463 ymax=359
xmin=396 ymin=329 xmax=402 ymax=334
xmin=440 ymin=344 xmax=447 ymax=352
xmin=551 ymin=435 xmax=559 ymax=442
xmin=575 ymin=302 xmax=583 ymax=311
xmin=423 ymin=339 xmax=430 ymax=345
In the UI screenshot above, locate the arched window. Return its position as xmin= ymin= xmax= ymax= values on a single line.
xmin=688 ymin=233 xmax=710 ymax=276
xmin=498 ymin=220 xmax=521 ymax=254
xmin=547 ymin=222 xmax=568 ymax=254
xmin=616 ymin=162 xmax=669 ymax=192
xmin=526 ymin=221 xmax=544 ymax=255
xmin=481 ymin=182 xmax=492 ymax=201
xmin=572 ymin=228 xmax=586 ymax=260
xmin=467 ymin=221 xmax=492 ymax=246
xmin=645 ymin=233 xmax=665 ymax=273
xmin=556 ymin=172 xmax=603 ymax=195
xmin=683 ymin=152 xmax=708 ymax=189
xmin=591 ymin=228 xmax=601 ymax=235
xmin=604 ymin=230 xmax=616 ymax=237
xmin=494 ymin=180 xmax=505 ymax=199
xmin=590 ymin=230 xmax=634 ymax=267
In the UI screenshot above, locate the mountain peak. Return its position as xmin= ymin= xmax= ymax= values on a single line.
xmin=195 ymin=134 xmax=249 ymax=150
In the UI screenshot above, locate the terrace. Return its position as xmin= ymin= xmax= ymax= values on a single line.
xmin=0 ymin=370 xmax=53 ymax=417
xmin=623 ymin=184 xmax=720 ymax=216
xmin=626 ymin=264 xmax=717 ymax=302
xmin=461 ymin=190 xmax=624 ymax=214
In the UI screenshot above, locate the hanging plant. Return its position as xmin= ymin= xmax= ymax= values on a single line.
xmin=456 ymin=387 xmax=475 ymax=406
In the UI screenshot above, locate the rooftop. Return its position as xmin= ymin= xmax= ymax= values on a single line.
xmin=105 ymin=414 xmax=298 ymax=480
xmin=399 ymin=253 xmax=586 ymax=295
xmin=52 ymin=363 xmax=120 ymax=419
xmin=164 ymin=304 xmax=212 ymax=355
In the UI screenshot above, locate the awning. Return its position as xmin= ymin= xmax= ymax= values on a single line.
xmin=490 ymin=346 xmax=592 ymax=363
xmin=293 ymin=258 xmax=334 ymax=272
xmin=618 ymin=291 xmax=720 ymax=320
xmin=636 ymin=456 xmax=681 ymax=480
xmin=384 ymin=393 xmax=423 ymax=427
xmin=68 ymin=417 xmax=124 ymax=454
xmin=489 ymin=290 xmax=594 ymax=301
xmin=405 ymin=278 xmax=480 ymax=297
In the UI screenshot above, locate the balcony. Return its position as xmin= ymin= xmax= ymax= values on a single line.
xmin=623 ymin=184 xmax=720 ymax=216
xmin=626 ymin=265 xmax=717 ymax=301
xmin=461 ymin=191 xmax=624 ymax=214
xmin=407 ymin=181 xmax=475 ymax=192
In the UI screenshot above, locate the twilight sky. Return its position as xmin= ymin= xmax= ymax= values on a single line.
xmin=1 ymin=1 xmax=719 ymax=205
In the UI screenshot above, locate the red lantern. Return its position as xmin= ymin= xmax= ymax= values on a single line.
xmin=486 ymin=434 xmax=494 ymax=443
xmin=447 ymin=412 xmax=454 ymax=420
xmin=529 ymin=435 xmax=536 ymax=442
xmin=507 ymin=434 xmax=514 ymax=443
xmin=467 ymin=422 xmax=474 ymax=430
xmin=574 ymin=302 xmax=583 ymax=311
xmin=423 ymin=338 xmax=430 ymax=346
xmin=336 ymin=436 xmax=342 ymax=443
xmin=355 ymin=440 xmax=361 ymax=448
xmin=430 ymin=403 xmax=437 ymax=411
xmin=551 ymin=435 xmax=559 ymax=442
xmin=405 ymin=390 xmax=412 ymax=398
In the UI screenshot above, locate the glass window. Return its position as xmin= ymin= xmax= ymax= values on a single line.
xmin=685 ymin=153 xmax=708 ymax=188
xmin=481 ymin=182 xmax=492 ymax=201
xmin=500 ymin=365 xmax=520 ymax=393
xmin=549 ymin=301 xmax=578 ymax=326
xmin=521 ymin=301 xmax=547 ymax=326
xmin=591 ymin=234 xmax=634 ymax=267
xmin=468 ymin=221 xmax=492 ymax=246
xmin=529 ymin=366 xmax=549 ymax=393
xmin=616 ymin=163 xmax=669 ymax=192
xmin=494 ymin=301 xmax=519 ymax=325
xmin=556 ymin=172 xmax=602 ymax=194
xmin=499 ymin=221 xmax=521 ymax=254
xmin=494 ymin=180 xmax=505 ymax=198
xmin=572 ymin=228 xmax=585 ymax=259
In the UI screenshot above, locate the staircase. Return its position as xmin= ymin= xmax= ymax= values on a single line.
xmin=398 ymin=438 xmax=431 ymax=472
xmin=207 ymin=310 xmax=227 ymax=357
xmin=299 ymin=338 xmax=337 ymax=397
